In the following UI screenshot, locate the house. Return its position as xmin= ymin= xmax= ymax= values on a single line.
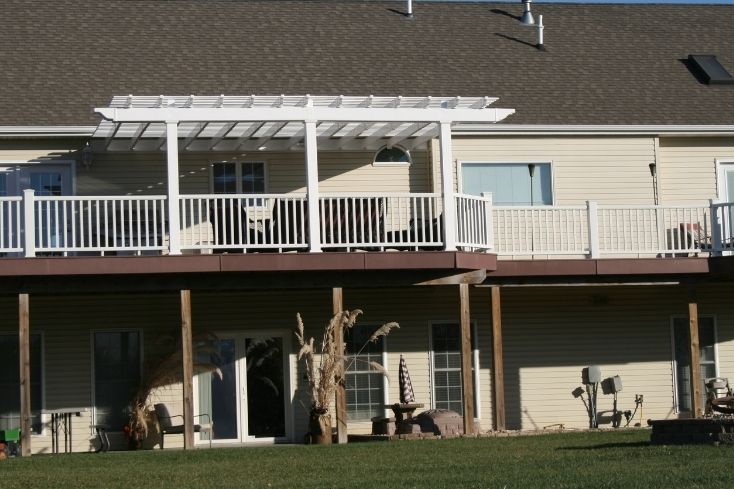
xmin=1 ymin=0 xmax=734 ymax=454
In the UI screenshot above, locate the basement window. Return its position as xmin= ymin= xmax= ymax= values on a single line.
xmin=688 ymin=55 xmax=734 ymax=85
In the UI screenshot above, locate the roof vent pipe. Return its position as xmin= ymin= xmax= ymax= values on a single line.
xmin=407 ymin=0 xmax=414 ymax=18
xmin=520 ymin=0 xmax=534 ymax=25
xmin=537 ymin=15 xmax=545 ymax=50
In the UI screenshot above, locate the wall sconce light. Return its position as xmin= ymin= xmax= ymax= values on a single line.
xmin=81 ymin=143 xmax=93 ymax=170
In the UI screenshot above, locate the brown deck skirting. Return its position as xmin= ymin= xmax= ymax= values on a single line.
xmin=0 ymin=254 xmax=724 ymax=282
xmin=490 ymin=257 xmax=710 ymax=278
xmin=0 ymin=251 xmax=496 ymax=277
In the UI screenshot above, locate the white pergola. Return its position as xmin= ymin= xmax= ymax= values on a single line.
xmin=94 ymin=95 xmax=514 ymax=254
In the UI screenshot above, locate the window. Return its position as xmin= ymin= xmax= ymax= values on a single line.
xmin=374 ymin=146 xmax=410 ymax=165
xmin=672 ymin=317 xmax=717 ymax=412
xmin=345 ymin=326 xmax=386 ymax=421
xmin=212 ymin=161 xmax=266 ymax=194
xmin=461 ymin=162 xmax=553 ymax=206
xmin=93 ymin=331 xmax=141 ymax=430
xmin=431 ymin=323 xmax=478 ymax=414
xmin=0 ymin=334 xmax=43 ymax=434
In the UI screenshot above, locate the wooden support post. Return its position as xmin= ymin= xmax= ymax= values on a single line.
xmin=180 ymin=289 xmax=195 ymax=448
xmin=491 ymin=286 xmax=506 ymax=431
xmin=333 ymin=287 xmax=348 ymax=444
xmin=459 ymin=283 xmax=475 ymax=434
xmin=18 ymin=293 xmax=31 ymax=456
xmin=688 ymin=296 xmax=703 ymax=418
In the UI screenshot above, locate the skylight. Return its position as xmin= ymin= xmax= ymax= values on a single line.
xmin=688 ymin=55 xmax=734 ymax=85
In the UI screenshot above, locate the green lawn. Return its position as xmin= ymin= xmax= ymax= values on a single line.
xmin=2 ymin=430 xmax=730 ymax=489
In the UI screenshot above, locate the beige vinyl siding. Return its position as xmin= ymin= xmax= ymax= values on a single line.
xmin=658 ymin=137 xmax=734 ymax=204
xmin=5 ymin=283 xmax=734 ymax=453
xmin=0 ymin=139 xmax=84 ymax=162
xmin=438 ymin=136 xmax=658 ymax=205
xmin=78 ymin=150 xmax=431 ymax=196
xmin=500 ymin=284 xmax=734 ymax=430
xmin=0 ymin=292 xmax=179 ymax=453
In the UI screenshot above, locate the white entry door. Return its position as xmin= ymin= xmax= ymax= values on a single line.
xmin=196 ymin=333 xmax=290 ymax=444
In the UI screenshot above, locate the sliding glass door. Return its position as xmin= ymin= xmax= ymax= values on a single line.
xmin=197 ymin=333 xmax=288 ymax=443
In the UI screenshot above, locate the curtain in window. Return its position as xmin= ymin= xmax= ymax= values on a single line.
xmin=461 ymin=163 xmax=552 ymax=206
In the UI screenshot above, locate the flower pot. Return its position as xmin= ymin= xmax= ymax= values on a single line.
xmin=309 ymin=412 xmax=332 ymax=444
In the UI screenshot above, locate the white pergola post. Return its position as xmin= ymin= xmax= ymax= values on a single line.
xmin=166 ymin=121 xmax=182 ymax=255
xmin=439 ymin=121 xmax=457 ymax=251
xmin=304 ymin=120 xmax=322 ymax=252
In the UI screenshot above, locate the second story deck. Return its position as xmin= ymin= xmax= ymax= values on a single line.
xmin=3 ymin=190 xmax=732 ymax=261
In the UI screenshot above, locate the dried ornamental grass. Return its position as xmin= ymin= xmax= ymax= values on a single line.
xmin=128 ymin=332 xmax=223 ymax=442
xmin=295 ymin=310 xmax=398 ymax=415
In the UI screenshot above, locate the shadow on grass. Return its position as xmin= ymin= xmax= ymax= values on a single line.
xmin=557 ymin=441 xmax=651 ymax=450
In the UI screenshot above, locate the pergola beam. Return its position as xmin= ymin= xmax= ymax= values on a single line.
xmin=96 ymin=106 xmax=514 ymax=124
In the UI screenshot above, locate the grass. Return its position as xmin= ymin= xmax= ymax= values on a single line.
xmin=2 ymin=430 xmax=731 ymax=489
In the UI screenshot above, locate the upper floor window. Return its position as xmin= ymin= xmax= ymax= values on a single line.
xmin=461 ymin=162 xmax=553 ymax=206
xmin=212 ymin=161 xmax=266 ymax=194
xmin=373 ymin=146 xmax=410 ymax=165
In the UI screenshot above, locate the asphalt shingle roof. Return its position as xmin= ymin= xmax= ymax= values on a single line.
xmin=2 ymin=0 xmax=733 ymax=126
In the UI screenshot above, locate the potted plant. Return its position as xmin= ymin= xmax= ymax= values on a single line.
xmin=295 ymin=309 xmax=398 ymax=444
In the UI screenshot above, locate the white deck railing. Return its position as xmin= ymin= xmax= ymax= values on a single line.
xmin=492 ymin=202 xmax=711 ymax=257
xmin=597 ymin=205 xmax=710 ymax=255
xmin=179 ymin=194 xmax=309 ymax=252
xmin=5 ymin=190 xmax=734 ymax=259
xmin=455 ymin=194 xmax=493 ymax=251
xmin=29 ymin=192 xmax=167 ymax=255
xmin=0 ymin=197 xmax=23 ymax=253
xmin=319 ymin=193 xmax=442 ymax=250
xmin=492 ymin=205 xmax=589 ymax=256
xmin=711 ymin=202 xmax=734 ymax=254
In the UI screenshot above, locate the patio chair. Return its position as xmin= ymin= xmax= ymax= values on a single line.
xmin=705 ymin=377 xmax=733 ymax=415
xmin=153 ymin=403 xmax=212 ymax=449
xmin=270 ymin=199 xmax=308 ymax=249
xmin=209 ymin=199 xmax=262 ymax=252
xmin=679 ymin=222 xmax=711 ymax=253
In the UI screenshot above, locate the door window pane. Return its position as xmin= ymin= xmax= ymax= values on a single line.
xmin=93 ymin=331 xmax=141 ymax=430
xmin=207 ymin=338 xmax=238 ymax=440
xmin=432 ymin=324 xmax=477 ymax=414
xmin=462 ymin=163 xmax=552 ymax=205
xmin=673 ymin=317 xmax=716 ymax=412
xmin=245 ymin=337 xmax=285 ymax=438
xmin=0 ymin=334 xmax=42 ymax=434
xmin=345 ymin=326 xmax=385 ymax=421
